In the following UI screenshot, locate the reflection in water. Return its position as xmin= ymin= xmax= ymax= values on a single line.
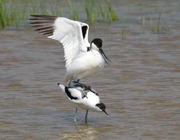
xmin=59 ymin=124 xmax=101 ymax=140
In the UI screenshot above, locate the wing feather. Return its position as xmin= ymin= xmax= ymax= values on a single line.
xmin=78 ymin=22 xmax=90 ymax=50
xmin=30 ymin=15 xmax=89 ymax=67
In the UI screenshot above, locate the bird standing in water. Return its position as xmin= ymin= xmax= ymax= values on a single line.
xmin=58 ymin=82 xmax=109 ymax=123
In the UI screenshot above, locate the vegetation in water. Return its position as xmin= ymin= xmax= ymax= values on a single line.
xmin=0 ymin=0 xmax=119 ymax=29
xmin=0 ymin=0 xmax=172 ymax=38
xmin=151 ymin=11 xmax=171 ymax=33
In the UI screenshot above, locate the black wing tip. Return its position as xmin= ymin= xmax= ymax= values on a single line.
xmin=29 ymin=15 xmax=55 ymax=36
xmin=30 ymin=15 xmax=57 ymax=17
xmin=29 ymin=15 xmax=57 ymax=22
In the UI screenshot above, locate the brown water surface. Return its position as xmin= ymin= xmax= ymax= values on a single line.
xmin=0 ymin=0 xmax=180 ymax=139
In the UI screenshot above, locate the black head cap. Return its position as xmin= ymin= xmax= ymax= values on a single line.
xmin=96 ymin=103 xmax=109 ymax=115
xmin=91 ymin=38 xmax=111 ymax=65
xmin=91 ymin=38 xmax=103 ymax=48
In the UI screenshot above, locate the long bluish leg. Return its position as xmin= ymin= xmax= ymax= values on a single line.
xmin=68 ymin=77 xmax=73 ymax=87
xmin=73 ymin=80 xmax=88 ymax=98
xmin=73 ymin=107 xmax=78 ymax=123
xmin=85 ymin=110 xmax=88 ymax=123
xmin=73 ymin=80 xmax=88 ymax=89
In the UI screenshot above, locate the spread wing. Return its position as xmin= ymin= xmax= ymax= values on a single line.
xmin=30 ymin=15 xmax=90 ymax=67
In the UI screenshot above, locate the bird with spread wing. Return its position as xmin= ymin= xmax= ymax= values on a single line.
xmin=30 ymin=15 xmax=110 ymax=85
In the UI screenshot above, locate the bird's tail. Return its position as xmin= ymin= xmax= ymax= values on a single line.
xmin=57 ymin=83 xmax=65 ymax=92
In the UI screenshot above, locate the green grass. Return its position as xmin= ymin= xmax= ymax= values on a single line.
xmin=97 ymin=0 xmax=106 ymax=22
xmin=85 ymin=0 xmax=95 ymax=23
xmin=96 ymin=0 xmax=119 ymax=22
xmin=0 ymin=0 xmax=119 ymax=29
xmin=39 ymin=0 xmax=48 ymax=15
xmin=106 ymin=0 xmax=119 ymax=22
xmin=0 ymin=1 xmax=9 ymax=28
xmin=0 ymin=0 xmax=172 ymax=38
xmin=29 ymin=0 xmax=37 ymax=15
xmin=136 ymin=11 xmax=171 ymax=34
xmin=68 ymin=0 xmax=80 ymax=21
xmin=49 ymin=1 xmax=63 ymax=17
xmin=151 ymin=11 xmax=171 ymax=33
xmin=0 ymin=0 xmax=27 ymax=29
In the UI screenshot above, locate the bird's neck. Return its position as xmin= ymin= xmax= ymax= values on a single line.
xmin=91 ymin=49 xmax=103 ymax=61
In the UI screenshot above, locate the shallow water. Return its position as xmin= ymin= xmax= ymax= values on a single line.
xmin=0 ymin=0 xmax=180 ymax=140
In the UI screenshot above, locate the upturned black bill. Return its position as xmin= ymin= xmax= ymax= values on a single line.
xmin=99 ymin=48 xmax=111 ymax=65
xmin=103 ymin=110 xmax=110 ymax=115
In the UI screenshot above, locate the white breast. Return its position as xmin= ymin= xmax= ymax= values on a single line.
xmin=64 ymin=50 xmax=105 ymax=81
xmin=74 ymin=91 xmax=101 ymax=112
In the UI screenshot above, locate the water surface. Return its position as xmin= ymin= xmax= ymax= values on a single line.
xmin=0 ymin=0 xmax=180 ymax=139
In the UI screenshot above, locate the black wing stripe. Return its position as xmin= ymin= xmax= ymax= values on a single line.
xmin=81 ymin=25 xmax=88 ymax=39
xmin=34 ymin=26 xmax=54 ymax=31
xmin=30 ymin=15 xmax=57 ymax=19
xmin=65 ymin=87 xmax=78 ymax=100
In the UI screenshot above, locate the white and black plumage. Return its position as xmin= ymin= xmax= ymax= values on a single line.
xmin=29 ymin=15 xmax=110 ymax=84
xmin=58 ymin=82 xmax=109 ymax=123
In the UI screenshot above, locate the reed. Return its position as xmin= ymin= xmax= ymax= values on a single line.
xmin=161 ymin=21 xmax=171 ymax=32
xmin=68 ymin=0 xmax=80 ymax=20
xmin=39 ymin=0 xmax=48 ymax=15
xmin=0 ymin=1 xmax=9 ymax=28
xmin=0 ymin=0 xmax=27 ymax=28
xmin=29 ymin=0 xmax=38 ymax=15
xmin=97 ymin=0 xmax=106 ymax=21
xmin=96 ymin=0 xmax=119 ymax=22
xmin=106 ymin=0 xmax=119 ymax=21
xmin=50 ymin=1 xmax=63 ymax=17
xmin=0 ymin=0 xmax=119 ymax=29
xmin=85 ymin=0 xmax=94 ymax=23
xmin=151 ymin=11 xmax=171 ymax=33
